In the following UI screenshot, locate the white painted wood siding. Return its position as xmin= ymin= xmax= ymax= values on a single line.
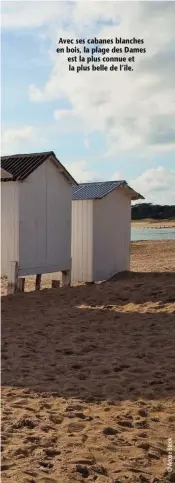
xmin=1 ymin=182 xmax=20 ymax=276
xmin=19 ymin=159 xmax=72 ymax=276
xmin=71 ymin=200 xmax=93 ymax=282
xmin=93 ymin=188 xmax=131 ymax=281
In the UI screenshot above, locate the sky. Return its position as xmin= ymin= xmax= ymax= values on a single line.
xmin=1 ymin=1 xmax=175 ymax=204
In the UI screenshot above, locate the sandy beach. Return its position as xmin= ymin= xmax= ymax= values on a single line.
xmin=131 ymin=219 xmax=175 ymax=229
xmin=1 ymin=240 xmax=175 ymax=483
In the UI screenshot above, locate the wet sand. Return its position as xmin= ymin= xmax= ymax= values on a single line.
xmin=1 ymin=241 xmax=175 ymax=483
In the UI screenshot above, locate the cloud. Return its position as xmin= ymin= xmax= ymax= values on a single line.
xmin=1 ymin=126 xmax=38 ymax=155
xmin=65 ymin=161 xmax=125 ymax=184
xmin=29 ymin=84 xmax=45 ymax=103
xmin=130 ymin=167 xmax=175 ymax=205
xmin=26 ymin=1 xmax=175 ymax=156
xmin=1 ymin=126 xmax=46 ymax=155
xmin=65 ymin=160 xmax=101 ymax=183
xmin=2 ymin=2 xmax=175 ymax=162
xmin=111 ymin=171 xmax=123 ymax=181
xmin=84 ymin=135 xmax=90 ymax=149
xmin=1 ymin=2 xmax=63 ymax=30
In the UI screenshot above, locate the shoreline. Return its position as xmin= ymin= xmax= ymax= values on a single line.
xmin=131 ymin=218 xmax=175 ymax=229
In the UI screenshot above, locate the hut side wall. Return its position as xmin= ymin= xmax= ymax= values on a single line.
xmin=93 ymin=189 xmax=131 ymax=281
xmin=18 ymin=159 xmax=72 ymax=276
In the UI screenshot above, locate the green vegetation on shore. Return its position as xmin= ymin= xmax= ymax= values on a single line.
xmin=132 ymin=203 xmax=175 ymax=220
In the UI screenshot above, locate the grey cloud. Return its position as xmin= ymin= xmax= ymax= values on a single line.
xmin=138 ymin=1 xmax=175 ymax=23
xmin=144 ymin=115 xmax=175 ymax=146
xmin=139 ymin=49 xmax=175 ymax=86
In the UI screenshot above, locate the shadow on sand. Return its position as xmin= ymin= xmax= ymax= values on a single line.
xmin=1 ymin=272 xmax=175 ymax=402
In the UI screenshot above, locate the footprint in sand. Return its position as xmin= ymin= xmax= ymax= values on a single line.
xmin=1 ymin=464 xmax=12 ymax=471
xmin=24 ymin=435 xmax=41 ymax=444
xmin=38 ymin=479 xmax=58 ymax=483
xmin=12 ymin=418 xmax=37 ymax=430
xmin=48 ymin=414 xmax=63 ymax=424
xmin=39 ymin=461 xmax=54 ymax=469
xmin=44 ymin=449 xmax=61 ymax=458
xmin=67 ymin=422 xmax=86 ymax=433
xmin=103 ymin=426 xmax=118 ymax=435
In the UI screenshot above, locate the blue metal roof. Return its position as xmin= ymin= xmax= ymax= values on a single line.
xmin=72 ymin=181 xmax=124 ymax=200
xmin=72 ymin=181 xmax=144 ymax=201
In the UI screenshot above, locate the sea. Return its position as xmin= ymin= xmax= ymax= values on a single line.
xmin=131 ymin=227 xmax=175 ymax=241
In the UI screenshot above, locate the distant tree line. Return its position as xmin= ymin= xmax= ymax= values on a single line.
xmin=131 ymin=203 xmax=175 ymax=220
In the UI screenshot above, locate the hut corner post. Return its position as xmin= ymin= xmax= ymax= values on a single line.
xmin=61 ymin=270 xmax=71 ymax=287
xmin=35 ymin=274 xmax=41 ymax=291
xmin=7 ymin=261 xmax=19 ymax=295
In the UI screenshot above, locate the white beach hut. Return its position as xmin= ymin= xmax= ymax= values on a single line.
xmin=71 ymin=181 xmax=144 ymax=282
xmin=1 ymin=151 xmax=77 ymax=292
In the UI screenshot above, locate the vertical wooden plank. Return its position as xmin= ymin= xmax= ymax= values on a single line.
xmin=35 ymin=274 xmax=41 ymax=291
xmin=7 ymin=261 xmax=18 ymax=295
xmin=17 ymin=277 xmax=25 ymax=292
xmin=62 ymin=270 xmax=71 ymax=287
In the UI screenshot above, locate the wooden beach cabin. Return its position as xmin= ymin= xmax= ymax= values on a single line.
xmin=71 ymin=181 xmax=144 ymax=283
xmin=1 ymin=151 xmax=77 ymax=293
